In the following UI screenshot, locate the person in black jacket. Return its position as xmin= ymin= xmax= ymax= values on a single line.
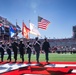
xmin=26 ymin=41 xmax=32 ymax=63
xmin=33 ymin=37 xmax=41 ymax=63
xmin=42 ymin=38 xmax=50 ymax=63
xmin=19 ymin=41 xmax=25 ymax=62
xmin=6 ymin=43 xmax=11 ymax=62
xmin=19 ymin=41 xmax=25 ymax=63
xmin=12 ymin=40 xmax=18 ymax=62
xmin=0 ymin=41 xmax=4 ymax=62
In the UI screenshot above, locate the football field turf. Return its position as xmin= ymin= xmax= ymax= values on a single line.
xmin=3 ymin=53 xmax=76 ymax=62
xmin=1 ymin=53 xmax=76 ymax=75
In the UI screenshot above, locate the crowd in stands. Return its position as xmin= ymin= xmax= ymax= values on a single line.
xmin=1 ymin=38 xmax=76 ymax=55
xmin=0 ymin=37 xmax=76 ymax=63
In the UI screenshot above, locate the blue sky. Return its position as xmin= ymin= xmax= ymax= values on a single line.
xmin=0 ymin=0 xmax=76 ymax=39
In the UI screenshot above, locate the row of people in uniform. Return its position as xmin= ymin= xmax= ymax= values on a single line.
xmin=0 ymin=37 xmax=50 ymax=63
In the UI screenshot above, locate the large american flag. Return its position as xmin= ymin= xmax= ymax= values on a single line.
xmin=38 ymin=16 xmax=50 ymax=30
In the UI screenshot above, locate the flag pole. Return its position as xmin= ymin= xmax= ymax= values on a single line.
xmin=22 ymin=20 xmax=24 ymax=38
xmin=16 ymin=19 xmax=17 ymax=25
xmin=16 ymin=19 xmax=18 ymax=40
xmin=37 ymin=15 xmax=40 ymax=38
xmin=29 ymin=20 xmax=30 ymax=39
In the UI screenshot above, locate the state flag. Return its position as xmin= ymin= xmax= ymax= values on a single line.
xmin=22 ymin=22 xmax=30 ymax=39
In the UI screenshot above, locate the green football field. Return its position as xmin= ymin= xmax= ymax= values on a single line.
xmin=3 ymin=53 xmax=76 ymax=62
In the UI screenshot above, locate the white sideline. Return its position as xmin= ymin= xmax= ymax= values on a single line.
xmin=44 ymin=64 xmax=76 ymax=68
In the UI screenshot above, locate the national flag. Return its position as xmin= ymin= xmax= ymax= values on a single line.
xmin=30 ymin=23 xmax=41 ymax=36
xmin=16 ymin=22 xmax=21 ymax=32
xmin=12 ymin=26 xmax=17 ymax=31
xmin=22 ymin=22 xmax=30 ymax=39
xmin=38 ymin=16 xmax=50 ymax=30
xmin=10 ymin=26 xmax=15 ymax=37
xmin=14 ymin=22 xmax=21 ymax=37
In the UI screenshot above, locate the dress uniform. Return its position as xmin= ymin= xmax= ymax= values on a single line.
xmin=33 ymin=37 xmax=41 ymax=63
xmin=42 ymin=38 xmax=50 ymax=63
xmin=12 ymin=41 xmax=18 ymax=62
xmin=0 ymin=41 xmax=4 ymax=62
xmin=6 ymin=43 xmax=11 ymax=62
xmin=26 ymin=41 xmax=32 ymax=63
xmin=19 ymin=41 xmax=25 ymax=62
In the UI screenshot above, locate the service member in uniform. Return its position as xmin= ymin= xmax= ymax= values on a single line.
xmin=12 ymin=40 xmax=18 ymax=62
xmin=0 ymin=41 xmax=4 ymax=62
xmin=26 ymin=41 xmax=32 ymax=63
xmin=42 ymin=38 xmax=50 ymax=63
xmin=19 ymin=40 xmax=25 ymax=62
xmin=6 ymin=43 xmax=11 ymax=62
xmin=33 ymin=37 xmax=41 ymax=63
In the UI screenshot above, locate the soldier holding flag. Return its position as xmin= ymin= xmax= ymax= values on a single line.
xmin=26 ymin=40 xmax=32 ymax=63
xmin=0 ymin=41 xmax=4 ymax=62
xmin=33 ymin=37 xmax=41 ymax=63
xmin=19 ymin=40 xmax=25 ymax=63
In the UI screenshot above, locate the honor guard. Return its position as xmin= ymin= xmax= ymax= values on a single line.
xmin=12 ymin=40 xmax=18 ymax=62
xmin=42 ymin=38 xmax=50 ymax=63
xmin=19 ymin=40 xmax=25 ymax=62
xmin=6 ymin=43 xmax=11 ymax=62
xmin=33 ymin=37 xmax=41 ymax=63
xmin=26 ymin=41 xmax=32 ymax=63
xmin=0 ymin=41 xmax=4 ymax=62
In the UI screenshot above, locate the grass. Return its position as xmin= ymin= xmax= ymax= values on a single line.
xmin=3 ymin=53 xmax=76 ymax=62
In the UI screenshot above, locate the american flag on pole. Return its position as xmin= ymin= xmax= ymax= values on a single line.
xmin=38 ymin=16 xmax=50 ymax=30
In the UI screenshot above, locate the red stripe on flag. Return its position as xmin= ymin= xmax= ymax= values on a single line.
xmin=38 ymin=18 xmax=50 ymax=30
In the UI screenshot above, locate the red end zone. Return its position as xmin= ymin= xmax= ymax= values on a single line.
xmin=0 ymin=62 xmax=76 ymax=75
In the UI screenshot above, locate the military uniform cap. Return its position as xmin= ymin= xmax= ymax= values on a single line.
xmin=35 ymin=37 xmax=38 ymax=40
